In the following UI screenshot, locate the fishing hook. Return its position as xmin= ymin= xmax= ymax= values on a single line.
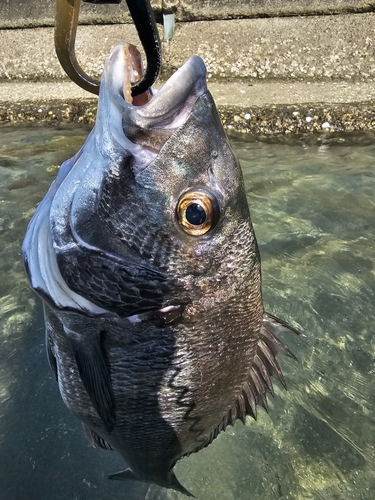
xmin=55 ymin=0 xmax=161 ymax=96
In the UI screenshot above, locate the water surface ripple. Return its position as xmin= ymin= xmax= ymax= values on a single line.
xmin=0 ymin=123 xmax=374 ymax=500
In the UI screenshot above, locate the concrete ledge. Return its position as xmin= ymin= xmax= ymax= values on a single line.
xmin=3 ymin=80 xmax=375 ymax=107
xmin=0 ymin=0 xmax=161 ymax=29
xmin=165 ymin=14 xmax=375 ymax=81
xmin=2 ymin=10 xmax=375 ymax=134
xmin=1 ymin=80 xmax=375 ymax=134
xmin=2 ymin=14 xmax=375 ymax=82
xmin=171 ymin=0 xmax=375 ymax=21
xmin=1 ymin=0 xmax=374 ymax=28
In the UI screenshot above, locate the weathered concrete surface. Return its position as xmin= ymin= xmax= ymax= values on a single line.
xmin=167 ymin=0 xmax=375 ymax=21
xmin=1 ymin=14 xmax=375 ymax=83
xmin=0 ymin=0 xmax=161 ymax=28
xmin=2 ymin=5 xmax=375 ymax=133
xmin=1 ymin=80 xmax=375 ymax=135
xmin=0 ymin=25 xmax=142 ymax=81
xmin=2 ymin=80 xmax=375 ymax=108
xmin=1 ymin=0 xmax=374 ymax=28
xmin=164 ymin=14 xmax=375 ymax=81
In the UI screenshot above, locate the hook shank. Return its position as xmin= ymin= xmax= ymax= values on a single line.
xmin=55 ymin=0 xmax=162 ymax=96
xmin=55 ymin=0 xmax=100 ymax=95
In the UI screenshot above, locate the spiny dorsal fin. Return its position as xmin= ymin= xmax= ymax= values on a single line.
xmin=257 ymin=338 xmax=287 ymax=389
xmin=242 ymin=381 xmax=257 ymax=419
xmin=263 ymin=312 xmax=302 ymax=343
xmin=184 ymin=312 xmax=301 ymax=456
xmin=247 ymin=312 xmax=300 ymax=399
xmin=254 ymin=353 xmax=274 ymax=396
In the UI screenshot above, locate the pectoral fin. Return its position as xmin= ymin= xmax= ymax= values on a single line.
xmin=45 ymin=332 xmax=58 ymax=382
xmin=108 ymin=468 xmax=137 ymax=481
xmin=83 ymin=423 xmax=113 ymax=450
xmin=65 ymin=327 xmax=115 ymax=431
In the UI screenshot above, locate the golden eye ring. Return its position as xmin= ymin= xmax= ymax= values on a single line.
xmin=176 ymin=189 xmax=219 ymax=236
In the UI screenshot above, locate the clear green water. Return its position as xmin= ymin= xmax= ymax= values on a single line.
xmin=1 ymin=123 xmax=374 ymax=500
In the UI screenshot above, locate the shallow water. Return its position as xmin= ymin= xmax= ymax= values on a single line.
xmin=0 ymin=123 xmax=374 ymax=500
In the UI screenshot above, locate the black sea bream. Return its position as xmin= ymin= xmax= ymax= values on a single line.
xmin=23 ymin=42 xmax=299 ymax=496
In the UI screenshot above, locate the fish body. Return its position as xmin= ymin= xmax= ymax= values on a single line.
xmin=23 ymin=42 xmax=298 ymax=496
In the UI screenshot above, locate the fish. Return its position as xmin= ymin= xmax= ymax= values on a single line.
xmin=22 ymin=41 xmax=300 ymax=497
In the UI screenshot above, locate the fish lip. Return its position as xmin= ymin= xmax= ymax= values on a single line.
xmin=127 ymin=56 xmax=208 ymax=156
xmin=101 ymin=42 xmax=208 ymax=130
xmin=132 ymin=54 xmax=208 ymax=124
xmin=94 ymin=43 xmax=209 ymax=159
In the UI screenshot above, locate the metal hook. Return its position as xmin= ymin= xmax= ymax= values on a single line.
xmin=54 ymin=0 xmax=161 ymax=96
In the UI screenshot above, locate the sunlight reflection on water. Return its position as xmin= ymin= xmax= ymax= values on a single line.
xmin=0 ymin=123 xmax=374 ymax=500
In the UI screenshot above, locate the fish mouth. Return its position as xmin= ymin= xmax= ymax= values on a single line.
xmin=97 ymin=42 xmax=208 ymax=155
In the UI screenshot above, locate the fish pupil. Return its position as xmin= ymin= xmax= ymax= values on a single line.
xmin=186 ymin=203 xmax=206 ymax=225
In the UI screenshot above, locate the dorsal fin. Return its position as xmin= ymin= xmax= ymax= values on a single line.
xmin=187 ymin=312 xmax=301 ymax=454
xmin=243 ymin=311 xmax=300 ymax=415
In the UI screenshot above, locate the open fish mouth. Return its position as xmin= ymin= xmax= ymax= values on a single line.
xmin=98 ymin=42 xmax=208 ymax=158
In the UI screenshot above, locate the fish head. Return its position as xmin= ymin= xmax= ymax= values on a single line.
xmin=23 ymin=41 xmax=261 ymax=320
xmin=87 ymin=42 xmax=260 ymax=316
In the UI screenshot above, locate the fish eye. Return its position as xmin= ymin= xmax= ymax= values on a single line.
xmin=176 ymin=189 xmax=219 ymax=236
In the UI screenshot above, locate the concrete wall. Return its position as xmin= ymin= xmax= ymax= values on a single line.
xmin=2 ymin=13 xmax=375 ymax=83
xmin=0 ymin=0 xmax=138 ymax=28
xmin=1 ymin=0 xmax=374 ymax=28
xmin=1 ymin=0 xmax=375 ymax=130
xmin=1 ymin=0 xmax=375 ymax=85
xmin=166 ymin=0 xmax=375 ymax=21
